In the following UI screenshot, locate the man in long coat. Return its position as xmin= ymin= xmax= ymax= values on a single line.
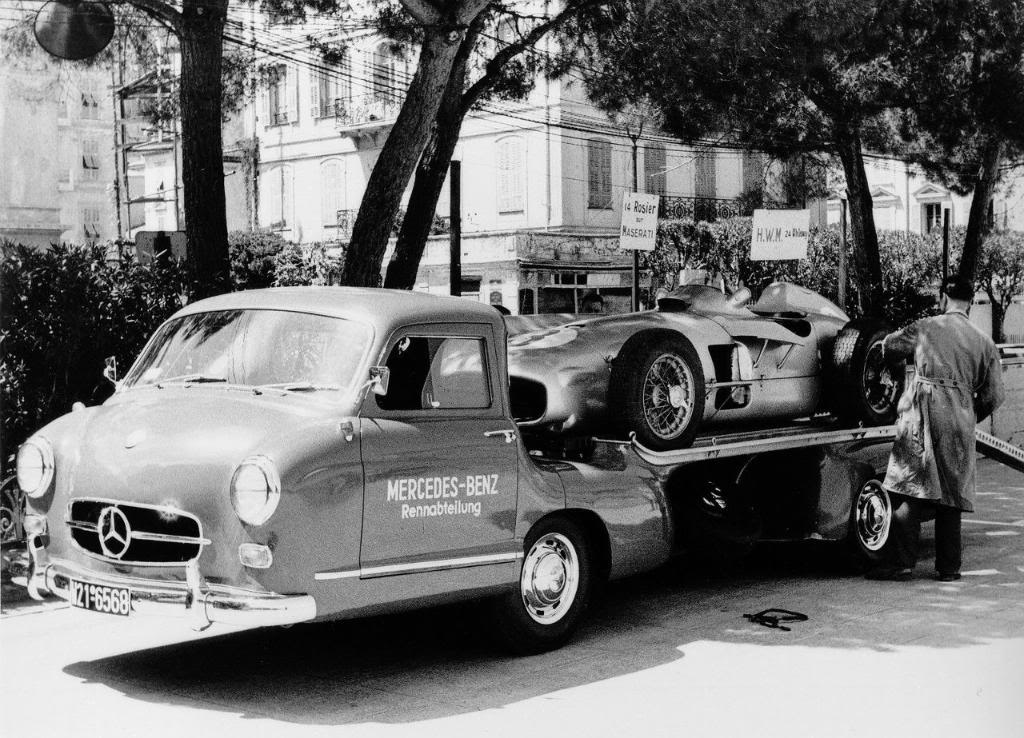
xmin=868 ymin=276 xmax=1004 ymax=581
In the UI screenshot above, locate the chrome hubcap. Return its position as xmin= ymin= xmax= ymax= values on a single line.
xmin=521 ymin=532 xmax=579 ymax=625
xmin=643 ymin=353 xmax=695 ymax=439
xmin=856 ymin=480 xmax=891 ymax=551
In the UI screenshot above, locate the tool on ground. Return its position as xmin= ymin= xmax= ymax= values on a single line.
xmin=743 ymin=608 xmax=809 ymax=631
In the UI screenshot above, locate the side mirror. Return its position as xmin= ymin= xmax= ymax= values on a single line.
xmin=103 ymin=356 xmax=117 ymax=385
xmin=369 ymin=366 xmax=390 ymax=396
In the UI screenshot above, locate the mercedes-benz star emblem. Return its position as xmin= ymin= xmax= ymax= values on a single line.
xmin=97 ymin=506 xmax=131 ymax=559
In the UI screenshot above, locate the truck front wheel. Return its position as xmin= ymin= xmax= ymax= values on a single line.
xmin=492 ymin=517 xmax=594 ymax=654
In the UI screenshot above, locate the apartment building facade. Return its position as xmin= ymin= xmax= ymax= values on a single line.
xmin=244 ymin=10 xmax=771 ymax=313
xmin=0 ymin=24 xmax=118 ymax=248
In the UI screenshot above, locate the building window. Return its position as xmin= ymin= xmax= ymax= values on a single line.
xmin=695 ymin=149 xmax=717 ymax=199
xmin=497 ymin=137 xmax=525 ymax=213
xmin=320 ymin=159 xmax=345 ymax=226
xmin=81 ymin=138 xmax=101 ymax=181
xmin=923 ymin=202 xmax=945 ymax=233
xmin=82 ymin=205 xmax=102 ymax=240
xmin=588 ymin=139 xmax=613 ymax=209
xmin=371 ymin=44 xmax=404 ymax=102
xmin=80 ymin=78 xmax=100 ymax=120
xmin=261 ymin=165 xmax=293 ymax=230
xmin=267 ymin=64 xmax=295 ymax=125
xmin=311 ymin=62 xmax=350 ymax=119
xmin=645 ymin=144 xmax=666 ymax=196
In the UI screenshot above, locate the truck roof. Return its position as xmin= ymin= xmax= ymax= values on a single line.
xmin=173 ymin=286 xmax=505 ymax=333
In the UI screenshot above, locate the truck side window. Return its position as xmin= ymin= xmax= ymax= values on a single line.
xmin=377 ymin=336 xmax=490 ymax=411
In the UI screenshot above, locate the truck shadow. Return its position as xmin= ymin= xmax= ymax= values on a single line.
xmin=62 ymin=524 xmax=1024 ymax=726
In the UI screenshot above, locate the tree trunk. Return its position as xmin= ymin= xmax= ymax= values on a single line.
xmin=383 ymin=32 xmax=475 ymax=289
xmin=835 ymin=130 xmax=883 ymax=317
xmin=341 ymin=30 xmax=464 ymax=287
xmin=990 ymin=297 xmax=1005 ymax=343
xmin=179 ymin=0 xmax=230 ymax=299
xmin=957 ymin=138 xmax=1005 ymax=283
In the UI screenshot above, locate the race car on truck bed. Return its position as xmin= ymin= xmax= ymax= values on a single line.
xmin=507 ymin=282 xmax=903 ymax=450
xmin=18 ymin=287 xmax=898 ymax=654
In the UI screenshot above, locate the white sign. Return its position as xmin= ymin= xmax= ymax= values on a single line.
xmin=751 ymin=209 xmax=810 ymax=260
xmin=619 ymin=192 xmax=659 ymax=251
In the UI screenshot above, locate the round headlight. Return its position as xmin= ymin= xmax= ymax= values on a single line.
xmin=16 ymin=437 xmax=54 ymax=498
xmin=229 ymin=455 xmax=280 ymax=526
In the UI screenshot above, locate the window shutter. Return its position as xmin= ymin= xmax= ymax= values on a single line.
xmin=588 ymin=139 xmax=612 ymax=209
xmin=281 ymin=165 xmax=294 ymax=227
xmin=310 ymin=70 xmax=321 ymax=119
xmin=695 ymin=150 xmax=717 ymax=199
xmin=321 ymin=159 xmax=345 ymax=225
xmin=285 ymin=66 xmax=298 ymax=123
xmin=260 ymin=84 xmax=269 ymax=127
xmin=339 ymin=57 xmax=351 ymax=105
xmin=645 ymin=144 xmax=666 ymax=196
xmin=261 ymin=167 xmax=282 ymax=227
xmin=742 ymin=151 xmax=764 ymax=193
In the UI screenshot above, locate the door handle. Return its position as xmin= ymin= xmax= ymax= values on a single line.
xmin=484 ymin=429 xmax=517 ymax=444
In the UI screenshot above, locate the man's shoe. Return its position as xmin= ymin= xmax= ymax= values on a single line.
xmin=864 ymin=566 xmax=913 ymax=581
xmin=936 ymin=571 xmax=961 ymax=582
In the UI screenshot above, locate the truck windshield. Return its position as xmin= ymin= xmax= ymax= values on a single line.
xmin=123 ymin=309 xmax=372 ymax=393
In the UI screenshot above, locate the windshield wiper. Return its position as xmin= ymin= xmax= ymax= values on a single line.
xmin=255 ymin=382 xmax=343 ymax=393
xmin=155 ymin=374 xmax=228 ymax=388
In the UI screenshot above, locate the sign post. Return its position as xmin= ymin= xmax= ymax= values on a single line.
xmin=750 ymin=209 xmax=810 ymax=261
xmin=620 ymin=192 xmax=659 ymax=309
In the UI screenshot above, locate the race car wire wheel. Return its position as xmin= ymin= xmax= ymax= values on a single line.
xmin=854 ymin=480 xmax=891 ymax=552
xmin=521 ymin=532 xmax=580 ymax=625
xmin=861 ymin=341 xmax=899 ymax=415
xmin=643 ymin=353 xmax=695 ymax=439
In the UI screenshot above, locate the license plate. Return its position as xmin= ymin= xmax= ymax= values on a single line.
xmin=69 ymin=578 xmax=131 ymax=616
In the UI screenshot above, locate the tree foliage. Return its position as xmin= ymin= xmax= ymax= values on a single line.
xmin=976 ymin=230 xmax=1024 ymax=342
xmin=571 ymin=0 xmax=906 ymax=315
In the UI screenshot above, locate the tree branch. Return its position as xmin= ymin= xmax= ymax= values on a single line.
xmin=400 ymin=0 xmax=443 ymax=26
xmin=461 ymin=0 xmax=601 ymax=113
xmin=115 ymin=0 xmax=183 ymax=33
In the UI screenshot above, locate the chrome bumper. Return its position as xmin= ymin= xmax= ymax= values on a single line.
xmin=25 ymin=534 xmax=316 ymax=630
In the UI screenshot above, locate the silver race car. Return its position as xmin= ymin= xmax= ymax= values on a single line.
xmin=507 ymin=282 xmax=901 ymax=450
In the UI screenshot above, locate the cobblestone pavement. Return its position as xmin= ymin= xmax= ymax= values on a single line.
xmin=2 ymin=458 xmax=1022 ymax=738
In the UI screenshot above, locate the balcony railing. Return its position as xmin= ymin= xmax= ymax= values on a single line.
xmin=334 ymin=93 xmax=404 ymax=134
xmin=658 ymin=196 xmax=786 ymax=222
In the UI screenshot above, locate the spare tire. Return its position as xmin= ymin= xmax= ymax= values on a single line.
xmin=830 ymin=318 xmax=903 ymax=425
xmin=610 ymin=333 xmax=706 ymax=450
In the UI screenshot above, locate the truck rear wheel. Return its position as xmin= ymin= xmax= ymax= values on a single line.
xmin=611 ymin=334 xmax=706 ymax=450
xmin=492 ymin=517 xmax=593 ymax=655
xmin=845 ymin=478 xmax=894 ymax=565
xmin=831 ymin=319 xmax=902 ymax=425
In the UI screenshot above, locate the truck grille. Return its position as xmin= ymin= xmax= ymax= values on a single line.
xmin=66 ymin=498 xmax=208 ymax=566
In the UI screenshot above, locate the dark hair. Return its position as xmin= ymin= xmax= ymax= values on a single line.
xmin=943 ymin=276 xmax=974 ymax=302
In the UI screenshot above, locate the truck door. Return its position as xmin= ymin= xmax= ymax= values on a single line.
xmin=358 ymin=323 xmax=520 ymax=575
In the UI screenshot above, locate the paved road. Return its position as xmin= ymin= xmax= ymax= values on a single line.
xmin=2 ymin=458 xmax=1023 ymax=738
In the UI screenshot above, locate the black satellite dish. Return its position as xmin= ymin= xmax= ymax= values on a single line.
xmin=34 ymin=0 xmax=115 ymax=61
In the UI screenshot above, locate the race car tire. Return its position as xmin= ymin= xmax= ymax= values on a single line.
xmin=612 ymin=333 xmax=706 ymax=450
xmin=844 ymin=477 xmax=895 ymax=566
xmin=830 ymin=318 xmax=902 ymax=426
xmin=491 ymin=516 xmax=594 ymax=655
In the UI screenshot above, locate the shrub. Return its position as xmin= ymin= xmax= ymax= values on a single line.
xmin=228 ymin=230 xmax=289 ymax=290
xmin=0 ymin=242 xmax=188 ymax=467
xmin=272 ymin=243 xmax=344 ymax=286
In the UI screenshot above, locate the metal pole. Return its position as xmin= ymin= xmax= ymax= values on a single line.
xmin=942 ymin=208 xmax=950 ymax=286
xmin=631 ymin=134 xmax=640 ymax=311
xmin=839 ymin=199 xmax=848 ymax=309
xmin=449 ymin=160 xmax=461 ymax=296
